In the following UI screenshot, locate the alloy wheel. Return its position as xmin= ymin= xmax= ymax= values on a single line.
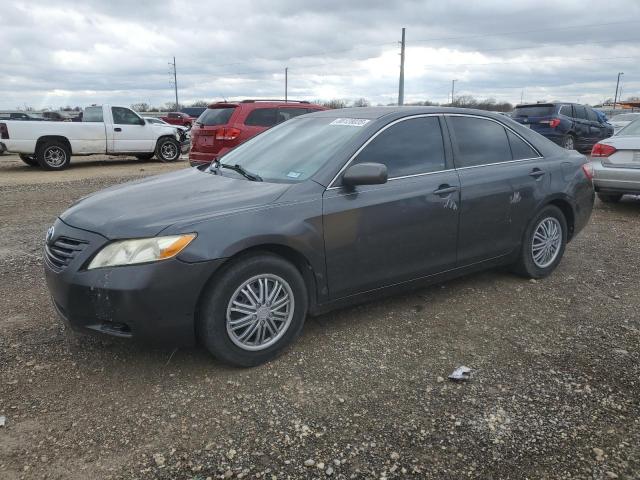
xmin=44 ymin=147 xmax=67 ymax=168
xmin=226 ymin=274 xmax=295 ymax=351
xmin=531 ymin=217 xmax=562 ymax=268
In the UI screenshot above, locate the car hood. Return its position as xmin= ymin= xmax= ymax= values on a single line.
xmin=60 ymin=168 xmax=291 ymax=238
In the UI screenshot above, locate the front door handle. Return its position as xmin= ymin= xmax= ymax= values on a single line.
xmin=529 ymin=168 xmax=545 ymax=178
xmin=433 ymin=184 xmax=458 ymax=196
xmin=114 ymin=127 xmax=122 ymax=132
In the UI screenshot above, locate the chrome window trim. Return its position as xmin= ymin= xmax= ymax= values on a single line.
xmin=326 ymin=112 xmax=544 ymax=191
xmin=444 ymin=112 xmax=543 ymax=161
xmin=326 ymin=113 xmax=443 ymax=190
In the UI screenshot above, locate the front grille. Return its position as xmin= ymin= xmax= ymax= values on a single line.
xmin=45 ymin=237 xmax=88 ymax=271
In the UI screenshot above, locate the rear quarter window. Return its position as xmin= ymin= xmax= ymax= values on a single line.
xmin=83 ymin=107 xmax=104 ymax=122
xmin=245 ymin=108 xmax=279 ymax=127
xmin=559 ymin=105 xmax=573 ymax=117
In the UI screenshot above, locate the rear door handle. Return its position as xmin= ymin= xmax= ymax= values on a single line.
xmin=433 ymin=185 xmax=459 ymax=196
xmin=114 ymin=127 xmax=122 ymax=132
xmin=529 ymin=168 xmax=545 ymax=179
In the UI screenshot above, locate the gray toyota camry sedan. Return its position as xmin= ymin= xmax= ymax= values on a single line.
xmin=44 ymin=107 xmax=594 ymax=366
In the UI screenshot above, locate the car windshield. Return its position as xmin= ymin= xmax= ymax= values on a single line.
xmin=513 ymin=105 xmax=556 ymax=117
xmin=214 ymin=117 xmax=367 ymax=183
xmin=612 ymin=113 xmax=640 ymax=122
xmin=616 ymin=118 xmax=640 ymax=136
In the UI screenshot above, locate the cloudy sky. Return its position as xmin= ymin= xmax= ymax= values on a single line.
xmin=1 ymin=0 xmax=639 ymax=110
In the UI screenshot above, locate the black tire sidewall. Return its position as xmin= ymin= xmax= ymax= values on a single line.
xmin=518 ymin=205 xmax=568 ymax=278
xmin=135 ymin=153 xmax=155 ymax=161
xmin=19 ymin=154 xmax=38 ymax=166
xmin=156 ymin=137 xmax=180 ymax=162
xmin=199 ymin=254 xmax=308 ymax=367
xmin=36 ymin=141 xmax=70 ymax=170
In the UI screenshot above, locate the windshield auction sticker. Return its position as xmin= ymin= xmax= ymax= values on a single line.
xmin=329 ymin=118 xmax=370 ymax=127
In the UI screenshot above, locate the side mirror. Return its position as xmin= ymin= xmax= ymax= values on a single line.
xmin=342 ymin=162 xmax=388 ymax=187
xmin=139 ymin=117 xmax=146 ymax=126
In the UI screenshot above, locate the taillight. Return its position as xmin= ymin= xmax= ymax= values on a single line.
xmin=591 ymin=143 xmax=616 ymax=157
xmin=0 ymin=122 xmax=8 ymax=139
xmin=540 ymin=118 xmax=561 ymax=128
xmin=215 ymin=127 xmax=241 ymax=141
xmin=581 ymin=162 xmax=594 ymax=181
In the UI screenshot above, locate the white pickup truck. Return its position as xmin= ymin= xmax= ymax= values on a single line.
xmin=0 ymin=105 xmax=187 ymax=170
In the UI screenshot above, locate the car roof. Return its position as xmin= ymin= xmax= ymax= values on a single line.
xmin=307 ymin=106 xmax=514 ymax=121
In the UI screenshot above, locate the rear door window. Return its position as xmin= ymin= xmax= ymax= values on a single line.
xmin=351 ymin=116 xmax=446 ymax=178
xmin=245 ymin=108 xmax=279 ymax=127
xmin=448 ymin=116 xmax=512 ymax=168
xmin=83 ymin=107 xmax=104 ymax=122
xmin=507 ymin=130 xmax=539 ymax=160
xmin=574 ymin=105 xmax=588 ymax=120
xmin=277 ymin=108 xmax=308 ymax=123
xmin=197 ymin=107 xmax=235 ymax=126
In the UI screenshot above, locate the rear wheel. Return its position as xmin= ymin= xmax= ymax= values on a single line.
xmin=135 ymin=153 xmax=155 ymax=161
xmin=36 ymin=140 xmax=71 ymax=170
xmin=156 ymin=137 xmax=180 ymax=162
xmin=198 ymin=253 xmax=308 ymax=367
xmin=19 ymin=154 xmax=39 ymax=167
xmin=561 ymin=134 xmax=575 ymax=150
xmin=513 ymin=205 xmax=567 ymax=279
xmin=597 ymin=193 xmax=623 ymax=203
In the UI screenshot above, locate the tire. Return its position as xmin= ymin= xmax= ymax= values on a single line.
xmin=135 ymin=153 xmax=155 ymax=161
xmin=36 ymin=140 xmax=71 ymax=170
xmin=155 ymin=137 xmax=181 ymax=162
xmin=597 ymin=193 xmax=623 ymax=203
xmin=19 ymin=154 xmax=39 ymax=167
xmin=199 ymin=253 xmax=308 ymax=367
xmin=561 ymin=134 xmax=575 ymax=150
xmin=512 ymin=205 xmax=568 ymax=279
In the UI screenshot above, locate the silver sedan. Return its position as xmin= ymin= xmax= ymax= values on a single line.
xmin=591 ymin=117 xmax=640 ymax=202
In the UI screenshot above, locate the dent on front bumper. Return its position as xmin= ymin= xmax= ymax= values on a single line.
xmin=44 ymin=219 xmax=224 ymax=346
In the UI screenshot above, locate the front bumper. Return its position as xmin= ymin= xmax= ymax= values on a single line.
xmin=592 ymin=160 xmax=640 ymax=195
xmin=44 ymin=219 xmax=224 ymax=346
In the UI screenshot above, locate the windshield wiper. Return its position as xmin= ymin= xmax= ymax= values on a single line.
xmin=219 ymin=163 xmax=263 ymax=182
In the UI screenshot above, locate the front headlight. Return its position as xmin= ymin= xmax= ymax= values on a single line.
xmin=87 ymin=234 xmax=196 ymax=270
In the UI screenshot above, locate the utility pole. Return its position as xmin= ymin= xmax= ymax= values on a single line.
xmin=169 ymin=57 xmax=179 ymax=111
xmin=613 ymin=72 xmax=623 ymax=110
xmin=398 ymin=27 xmax=406 ymax=106
xmin=451 ymin=79 xmax=457 ymax=106
xmin=285 ymin=67 xmax=288 ymax=103
xmin=520 ymin=90 xmax=524 ymax=105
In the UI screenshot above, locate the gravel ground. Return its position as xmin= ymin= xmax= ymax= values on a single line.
xmin=0 ymin=154 xmax=639 ymax=479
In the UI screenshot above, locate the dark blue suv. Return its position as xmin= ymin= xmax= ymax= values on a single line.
xmin=512 ymin=103 xmax=613 ymax=151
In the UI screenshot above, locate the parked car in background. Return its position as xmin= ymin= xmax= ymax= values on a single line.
xmin=0 ymin=105 xmax=187 ymax=170
xmin=161 ymin=112 xmax=194 ymax=129
xmin=609 ymin=112 xmax=640 ymax=134
xmin=512 ymin=103 xmax=613 ymax=151
xmin=180 ymin=107 xmax=207 ymax=119
xmin=41 ymin=111 xmax=72 ymax=122
xmin=189 ymin=99 xmax=326 ymax=167
xmin=0 ymin=112 xmax=44 ymax=121
xmin=591 ymin=117 xmax=640 ymax=203
xmin=44 ymin=107 xmax=593 ymax=366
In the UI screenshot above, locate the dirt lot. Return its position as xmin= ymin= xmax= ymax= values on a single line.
xmin=0 ymin=153 xmax=639 ymax=479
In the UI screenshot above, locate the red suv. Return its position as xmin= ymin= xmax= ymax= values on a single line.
xmin=161 ymin=112 xmax=194 ymax=128
xmin=189 ymin=99 xmax=326 ymax=167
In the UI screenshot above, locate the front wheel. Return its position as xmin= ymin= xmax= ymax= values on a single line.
xmin=19 ymin=154 xmax=39 ymax=167
xmin=597 ymin=193 xmax=623 ymax=203
xmin=199 ymin=253 xmax=308 ymax=367
xmin=512 ymin=205 xmax=567 ymax=279
xmin=156 ymin=137 xmax=181 ymax=162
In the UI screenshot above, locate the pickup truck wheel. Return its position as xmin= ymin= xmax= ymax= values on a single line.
xmin=19 ymin=154 xmax=39 ymax=167
xmin=36 ymin=140 xmax=71 ymax=170
xmin=156 ymin=137 xmax=180 ymax=162
xmin=135 ymin=153 xmax=155 ymax=161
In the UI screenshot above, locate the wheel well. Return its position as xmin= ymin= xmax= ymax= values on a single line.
xmin=193 ymin=244 xmax=319 ymax=340
xmin=548 ymin=199 xmax=575 ymax=240
xmin=36 ymin=136 xmax=72 ymax=155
